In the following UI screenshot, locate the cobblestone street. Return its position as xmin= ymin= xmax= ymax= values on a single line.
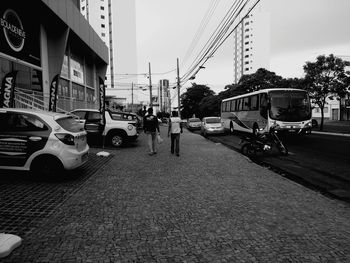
xmin=2 ymin=127 xmax=350 ymax=262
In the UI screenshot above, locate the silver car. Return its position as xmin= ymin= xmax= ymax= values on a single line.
xmin=187 ymin=118 xmax=202 ymax=131
xmin=201 ymin=117 xmax=225 ymax=136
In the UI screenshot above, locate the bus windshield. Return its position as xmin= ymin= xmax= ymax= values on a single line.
xmin=269 ymin=90 xmax=311 ymax=121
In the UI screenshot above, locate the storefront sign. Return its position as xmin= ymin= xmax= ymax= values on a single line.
xmin=99 ymin=77 xmax=105 ymax=114
xmin=48 ymin=74 xmax=60 ymax=112
xmin=1 ymin=9 xmax=25 ymax=52
xmin=99 ymin=77 xmax=106 ymax=127
xmin=152 ymin=95 xmax=159 ymax=106
xmin=70 ymin=58 xmax=84 ymax=84
xmin=0 ymin=2 xmax=40 ymax=67
xmin=0 ymin=71 xmax=17 ymax=108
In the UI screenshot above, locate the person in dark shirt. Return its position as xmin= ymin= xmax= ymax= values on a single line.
xmin=143 ymin=108 xmax=160 ymax=155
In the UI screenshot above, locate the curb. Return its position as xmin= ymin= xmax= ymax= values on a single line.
xmin=312 ymin=131 xmax=350 ymax=137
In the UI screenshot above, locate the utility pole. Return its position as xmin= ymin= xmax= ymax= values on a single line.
xmin=148 ymin=62 xmax=153 ymax=107
xmin=159 ymin=82 xmax=163 ymax=112
xmin=168 ymin=89 xmax=171 ymax=114
xmin=131 ymin=82 xmax=134 ymax=112
xmin=176 ymin=58 xmax=181 ymax=118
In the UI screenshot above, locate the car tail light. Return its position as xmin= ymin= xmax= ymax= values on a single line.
xmin=55 ymin=133 xmax=75 ymax=145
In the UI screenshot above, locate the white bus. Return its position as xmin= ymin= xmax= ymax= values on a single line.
xmin=221 ymin=88 xmax=312 ymax=135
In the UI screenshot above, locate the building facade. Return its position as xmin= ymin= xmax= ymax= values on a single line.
xmin=0 ymin=0 xmax=108 ymax=112
xmin=80 ymin=0 xmax=138 ymax=103
xmin=232 ymin=8 xmax=270 ymax=84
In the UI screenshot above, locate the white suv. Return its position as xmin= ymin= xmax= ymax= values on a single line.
xmin=70 ymin=109 xmax=139 ymax=147
xmin=0 ymin=108 xmax=89 ymax=177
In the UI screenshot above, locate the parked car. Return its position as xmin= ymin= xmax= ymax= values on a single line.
xmin=201 ymin=117 xmax=225 ymax=136
xmin=0 ymin=108 xmax=89 ymax=177
xmin=187 ymin=118 xmax=202 ymax=131
xmin=70 ymin=109 xmax=139 ymax=147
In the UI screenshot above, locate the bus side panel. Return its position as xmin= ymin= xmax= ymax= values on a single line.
xmin=221 ymin=111 xmax=234 ymax=130
xmin=227 ymin=111 xmax=268 ymax=134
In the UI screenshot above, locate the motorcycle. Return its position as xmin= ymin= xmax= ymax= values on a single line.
xmin=240 ymin=127 xmax=288 ymax=157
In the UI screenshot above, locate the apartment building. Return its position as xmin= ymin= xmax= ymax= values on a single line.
xmin=80 ymin=0 xmax=138 ymax=102
xmin=232 ymin=8 xmax=270 ymax=83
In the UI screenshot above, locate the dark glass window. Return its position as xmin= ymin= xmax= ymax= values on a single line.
xmin=56 ymin=116 xmax=82 ymax=133
xmin=58 ymin=78 xmax=70 ymax=97
xmin=251 ymin=95 xmax=258 ymax=110
xmin=3 ymin=113 xmax=47 ymax=132
xmin=236 ymin=99 xmax=241 ymax=111
xmin=243 ymin=97 xmax=250 ymax=110
xmin=72 ymin=83 xmax=85 ymax=101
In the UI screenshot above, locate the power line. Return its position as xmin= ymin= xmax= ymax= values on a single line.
xmin=181 ymin=0 xmax=221 ymax=65
xmin=104 ymin=68 xmax=176 ymax=76
xmin=181 ymin=0 xmax=247 ymax=83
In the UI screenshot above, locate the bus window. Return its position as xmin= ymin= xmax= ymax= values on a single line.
xmin=222 ymin=102 xmax=226 ymax=112
xmin=243 ymin=97 xmax=250 ymax=111
xmin=260 ymin=93 xmax=268 ymax=119
xmin=236 ymin=99 xmax=241 ymax=111
xmin=230 ymin=100 xmax=236 ymax=111
xmin=225 ymin=101 xmax=230 ymax=112
xmin=240 ymin=99 xmax=244 ymax=111
xmin=251 ymin=95 xmax=258 ymax=111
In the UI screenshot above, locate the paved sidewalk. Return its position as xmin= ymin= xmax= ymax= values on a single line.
xmin=313 ymin=119 xmax=350 ymax=135
xmin=4 ymin=126 xmax=350 ymax=262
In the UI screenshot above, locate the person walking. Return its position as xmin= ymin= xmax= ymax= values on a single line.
xmin=143 ymin=108 xmax=160 ymax=155
xmin=168 ymin=111 xmax=183 ymax=156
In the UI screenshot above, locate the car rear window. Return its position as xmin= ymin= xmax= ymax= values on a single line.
xmin=206 ymin=118 xmax=221 ymax=123
xmin=189 ymin=118 xmax=200 ymax=122
xmin=56 ymin=116 xmax=83 ymax=132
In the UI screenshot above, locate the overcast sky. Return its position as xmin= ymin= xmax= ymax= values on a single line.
xmin=135 ymin=0 xmax=350 ymax=95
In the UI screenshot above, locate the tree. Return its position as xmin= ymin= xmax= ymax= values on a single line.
xmin=238 ymin=68 xmax=284 ymax=92
xmin=303 ymin=54 xmax=350 ymax=130
xmin=218 ymin=83 xmax=248 ymax=101
xmin=198 ymin=95 xmax=221 ymax=118
xmin=180 ymin=83 xmax=215 ymax=119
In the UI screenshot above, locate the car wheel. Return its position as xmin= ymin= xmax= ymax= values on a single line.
xmin=110 ymin=133 xmax=124 ymax=147
xmin=31 ymin=155 xmax=63 ymax=180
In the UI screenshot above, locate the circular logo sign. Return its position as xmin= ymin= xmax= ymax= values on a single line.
xmin=1 ymin=9 xmax=26 ymax=52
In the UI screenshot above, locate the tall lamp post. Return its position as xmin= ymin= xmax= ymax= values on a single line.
xmin=148 ymin=62 xmax=152 ymax=107
xmin=176 ymin=58 xmax=181 ymax=118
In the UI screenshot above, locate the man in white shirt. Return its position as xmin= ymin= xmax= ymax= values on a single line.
xmin=168 ymin=111 xmax=183 ymax=156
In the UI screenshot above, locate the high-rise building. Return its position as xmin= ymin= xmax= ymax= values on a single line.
xmin=80 ymin=0 xmax=138 ymax=102
xmin=232 ymin=8 xmax=270 ymax=83
xmin=159 ymin=79 xmax=170 ymax=113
